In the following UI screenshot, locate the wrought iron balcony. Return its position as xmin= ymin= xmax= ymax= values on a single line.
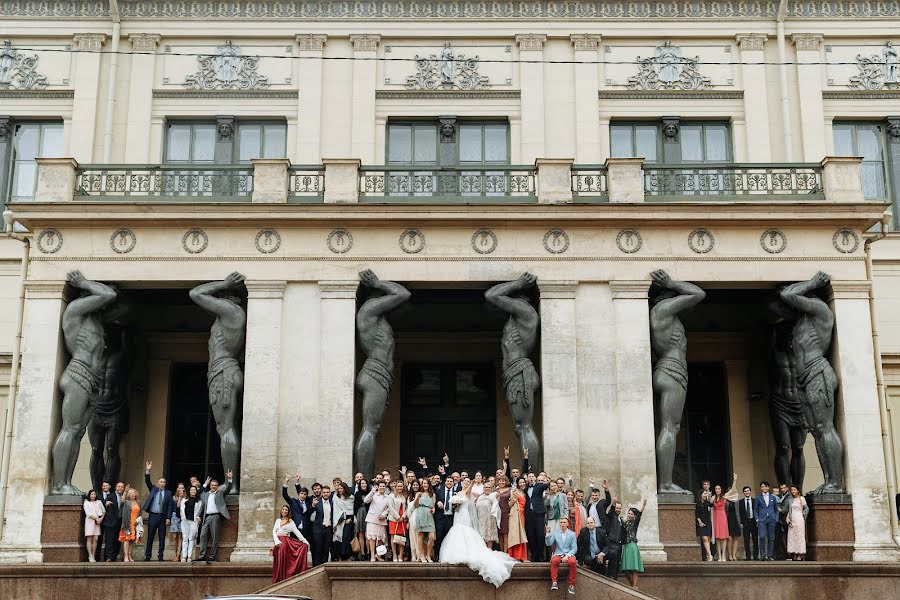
xmin=75 ymin=164 xmax=254 ymax=201
xmin=358 ymin=166 xmax=537 ymax=203
xmin=287 ymin=165 xmax=325 ymax=202
xmin=571 ymin=165 xmax=609 ymax=202
xmin=642 ymin=163 xmax=825 ymax=201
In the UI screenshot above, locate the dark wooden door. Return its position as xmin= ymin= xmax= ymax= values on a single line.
xmin=400 ymin=363 xmax=497 ymax=475
xmin=165 ymin=362 xmax=223 ymax=485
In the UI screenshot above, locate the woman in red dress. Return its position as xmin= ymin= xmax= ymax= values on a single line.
xmin=271 ymin=505 xmax=310 ymax=583
xmin=711 ymin=474 xmax=740 ymax=562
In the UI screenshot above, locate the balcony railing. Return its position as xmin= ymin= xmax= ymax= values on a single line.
xmin=358 ymin=166 xmax=536 ymax=203
xmin=287 ymin=165 xmax=325 ymax=202
xmin=643 ymin=164 xmax=824 ymax=201
xmin=571 ymin=165 xmax=609 ymax=202
xmin=75 ymin=164 xmax=254 ymax=201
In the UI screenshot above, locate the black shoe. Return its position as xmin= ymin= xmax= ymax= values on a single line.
xmin=197 ymin=555 xmax=206 ymax=562
xmin=157 ymin=558 xmax=164 ymax=562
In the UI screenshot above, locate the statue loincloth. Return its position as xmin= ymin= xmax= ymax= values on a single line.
xmin=208 ymin=356 xmax=242 ymax=410
xmin=63 ymin=358 xmax=102 ymax=398
xmin=502 ymin=357 xmax=539 ymax=408
xmin=358 ymin=357 xmax=393 ymax=393
xmin=770 ymin=393 xmax=806 ymax=429
xmin=797 ymin=356 xmax=836 ymax=408
xmin=654 ymin=356 xmax=688 ymax=391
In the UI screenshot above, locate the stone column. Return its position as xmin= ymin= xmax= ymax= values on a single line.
xmin=231 ymin=281 xmax=286 ymax=562
xmin=610 ymin=280 xmax=666 ymax=562
xmin=792 ymin=34 xmax=827 ymax=161
xmin=317 ymin=282 xmax=358 ymax=483
xmin=735 ymin=34 xmax=772 ymax=162
xmin=0 ymin=118 xmax=13 ymax=209
xmin=350 ymin=35 xmax=380 ymax=164
xmin=124 ymin=34 xmax=160 ymax=163
xmin=570 ymin=35 xmax=602 ymax=163
xmin=70 ymin=34 xmax=105 ymax=163
xmin=829 ymin=281 xmax=900 ymax=561
xmin=0 ymin=281 xmax=67 ymax=563
xmin=539 ymin=282 xmax=579 ymax=480
xmin=296 ymin=35 xmax=327 ymax=164
xmin=516 ymin=34 xmax=547 ymax=164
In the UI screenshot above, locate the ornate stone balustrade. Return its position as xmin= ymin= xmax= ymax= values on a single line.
xmin=287 ymin=165 xmax=325 ymax=203
xmin=358 ymin=165 xmax=536 ymax=203
xmin=570 ymin=165 xmax=609 ymax=201
xmin=642 ymin=163 xmax=826 ymax=201
xmin=74 ymin=164 xmax=255 ymax=201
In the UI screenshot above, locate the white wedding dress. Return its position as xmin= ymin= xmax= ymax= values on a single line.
xmin=439 ymin=493 xmax=517 ymax=587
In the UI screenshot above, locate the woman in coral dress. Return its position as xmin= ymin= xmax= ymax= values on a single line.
xmin=711 ymin=474 xmax=740 ymax=561
xmin=506 ymin=477 xmax=528 ymax=561
xmin=118 ymin=488 xmax=141 ymax=562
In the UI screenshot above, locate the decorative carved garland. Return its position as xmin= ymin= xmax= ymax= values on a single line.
xmin=471 ymin=228 xmax=498 ymax=254
xmin=182 ymin=228 xmax=209 ymax=254
xmin=399 ymin=229 xmax=426 ymax=254
xmin=326 ymin=228 xmax=353 ymax=254
xmin=36 ymin=228 xmax=63 ymax=254
xmin=543 ymin=229 xmax=570 ymax=254
xmin=760 ymin=229 xmax=787 ymax=254
xmin=255 ymin=228 xmax=281 ymax=254
xmin=109 ymin=229 xmax=137 ymax=254
xmin=616 ymin=228 xmax=642 ymax=254
xmin=687 ymin=228 xmax=715 ymax=254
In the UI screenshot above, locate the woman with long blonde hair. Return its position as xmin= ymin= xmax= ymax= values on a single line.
xmin=118 ymin=488 xmax=141 ymax=562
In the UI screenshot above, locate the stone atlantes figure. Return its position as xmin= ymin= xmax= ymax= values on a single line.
xmin=485 ymin=273 xmax=542 ymax=469
xmin=767 ymin=291 xmax=807 ymax=490
xmin=649 ymin=269 xmax=705 ymax=494
xmin=190 ymin=272 xmax=247 ymax=494
xmin=779 ymin=271 xmax=844 ymax=494
xmin=51 ymin=271 xmax=119 ymax=495
xmin=354 ymin=269 xmax=411 ymax=479
xmin=88 ymin=307 xmax=134 ymax=493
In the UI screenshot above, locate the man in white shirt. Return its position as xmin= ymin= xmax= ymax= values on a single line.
xmin=196 ymin=470 xmax=233 ymax=563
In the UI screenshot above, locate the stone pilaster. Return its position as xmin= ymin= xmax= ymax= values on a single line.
xmin=70 ymin=34 xmax=106 ymax=162
xmin=231 ymin=281 xmax=286 ymax=562
xmin=0 ymin=117 xmax=14 ymax=208
xmin=516 ymin=34 xmax=547 ymax=163
xmin=610 ymin=280 xmax=666 ymax=562
xmin=792 ymin=34 xmax=827 ymax=161
xmin=0 ymin=281 xmax=67 ymax=563
xmin=828 ymin=281 xmax=900 ymax=561
xmin=539 ymin=281 xmax=579 ymax=479
xmin=317 ymin=282 xmax=358 ymax=483
xmin=571 ymin=35 xmax=602 ymax=163
xmin=350 ymin=35 xmax=380 ymax=164
xmin=296 ymin=35 xmax=327 ymax=163
xmin=735 ymin=34 xmax=772 ymax=162
xmin=125 ymin=34 xmax=160 ymax=163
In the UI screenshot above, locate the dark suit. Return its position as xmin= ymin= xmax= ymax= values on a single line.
xmin=142 ymin=473 xmax=175 ymax=561
xmin=309 ymin=495 xmax=340 ymax=566
xmin=282 ymin=484 xmax=309 ymax=532
xmin=196 ymin=480 xmax=233 ymax=562
xmin=604 ymin=510 xmax=626 ymax=580
xmin=576 ymin=526 xmax=610 ymax=575
xmin=434 ymin=485 xmax=455 ymax=555
xmin=755 ymin=493 xmax=779 ymax=559
xmin=98 ymin=490 xmax=122 ymax=561
xmin=775 ymin=493 xmax=790 ymax=560
xmin=737 ymin=495 xmax=758 ymax=560
xmin=524 ymin=482 xmax=548 ymax=562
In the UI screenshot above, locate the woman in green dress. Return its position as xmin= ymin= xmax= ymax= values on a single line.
xmin=620 ymin=497 xmax=648 ymax=590
xmin=413 ymin=479 xmax=437 ymax=562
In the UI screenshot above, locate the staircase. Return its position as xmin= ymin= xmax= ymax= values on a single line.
xmin=260 ymin=563 xmax=658 ymax=599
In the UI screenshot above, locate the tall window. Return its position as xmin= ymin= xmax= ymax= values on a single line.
xmin=164 ymin=121 xmax=287 ymax=164
xmin=610 ymin=121 xmax=731 ymax=163
xmin=388 ymin=123 xmax=437 ymax=166
xmin=165 ymin=123 xmax=215 ymax=164
xmin=236 ymin=123 xmax=287 ymax=163
xmin=387 ymin=121 xmax=509 ymax=166
xmin=458 ymin=123 xmax=509 ymax=166
xmin=832 ymin=123 xmax=889 ymax=201
xmin=8 ymin=122 xmax=64 ymax=201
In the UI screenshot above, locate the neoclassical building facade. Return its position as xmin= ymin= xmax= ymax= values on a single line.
xmin=0 ymin=0 xmax=899 ymax=564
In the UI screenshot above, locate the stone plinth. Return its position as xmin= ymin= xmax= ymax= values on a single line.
xmin=323 ymin=159 xmax=361 ymax=204
xmin=535 ymin=158 xmax=574 ymax=204
xmin=806 ymin=497 xmax=855 ymax=561
xmin=40 ymin=499 xmax=85 ymax=563
xmin=605 ymin=157 xmax=644 ymax=203
xmin=657 ymin=502 xmax=700 ymax=562
xmin=821 ymin=156 xmax=865 ymax=203
xmin=250 ymin=159 xmax=290 ymax=203
xmin=35 ymin=158 xmax=78 ymax=202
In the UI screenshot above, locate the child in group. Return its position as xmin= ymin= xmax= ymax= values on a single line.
xmin=620 ymin=498 xmax=648 ymax=590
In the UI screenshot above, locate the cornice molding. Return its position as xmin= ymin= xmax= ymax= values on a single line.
xmin=0 ymin=90 xmax=74 ymax=99
xmin=538 ymin=281 xmax=577 ymax=299
xmin=73 ymin=33 xmax=105 ymax=51
xmin=828 ymin=280 xmax=872 ymax=300
xmin=153 ymin=89 xmax=298 ymax=99
xmin=823 ymin=90 xmax=900 ymax=100
xmin=319 ymin=281 xmax=359 ymax=299
xmin=598 ymin=90 xmax=744 ymax=100
xmin=24 ymin=280 xmax=67 ymax=299
xmin=296 ymin=34 xmax=327 ymax=51
xmin=375 ymin=90 xmax=520 ymax=100
xmin=244 ymin=280 xmax=287 ymax=298
xmin=735 ymin=33 xmax=768 ymax=51
xmin=129 ymin=33 xmax=161 ymax=52
xmin=570 ymin=34 xmax=601 ymax=52
xmin=609 ymin=280 xmax=652 ymax=299
xmin=791 ymin=33 xmax=824 ymax=51
xmin=515 ymin=34 xmax=547 ymax=51
xmin=350 ymin=34 xmax=380 ymax=52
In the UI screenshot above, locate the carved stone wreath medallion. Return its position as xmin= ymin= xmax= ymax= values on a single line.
xmin=760 ymin=229 xmax=787 ymax=254
xmin=36 ymin=228 xmax=63 ymax=254
xmin=543 ymin=229 xmax=570 ymax=254
xmin=399 ymin=229 xmax=426 ymax=254
xmin=110 ymin=228 xmax=137 ymax=254
xmin=471 ymin=228 xmax=498 ymax=254
xmin=687 ymin=228 xmax=715 ymax=254
xmin=616 ymin=228 xmax=642 ymax=254
xmin=255 ymin=228 xmax=281 ymax=254
xmin=326 ymin=228 xmax=353 ymax=254
xmin=832 ymin=228 xmax=860 ymax=254
xmin=181 ymin=228 xmax=209 ymax=254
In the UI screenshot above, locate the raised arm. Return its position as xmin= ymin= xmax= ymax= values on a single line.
xmin=780 ymin=272 xmax=832 ymax=317
xmin=189 ymin=272 xmax=245 ymax=316
xmin=485 ymin=273 xmax=537 ymax=317
xmin=65 ymin=271 xmax=117 ymax=317
xmin=650 ymin=270 xmax=705 ymax=318
xmin=358 ymin=270 xmax=411 ymax=316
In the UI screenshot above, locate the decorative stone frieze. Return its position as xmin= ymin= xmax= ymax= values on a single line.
xmin=515 ymin=34 xmax=547 ymax=52
xmin=849 ymin=42 xmax=899 ymax=90
xmin=73 ymin=33 xmax=105 ymax=51
xmin=792 ymin=33 xmax=824 ymax=52
xmin=128 ymin=33 xmax=160 ymax=52
xmin=295 ymin=34 xmax=327 ymax=52
xmin=570 ymin=34 xmax=601 ymax=52
xmin=735 ymin=33 xmax=767 ymax=52
xmin=626 ymin=42 xmax=711 ymax=91
xmin=183 ymin=41 xmax=269 ymax=90
xmin=350 ymin=34 xmax=380 ymax=52
xmin=405 ymin=42 xmax=490 ymax=90
xmin=0 ymin=41 xmax=49 ymax=89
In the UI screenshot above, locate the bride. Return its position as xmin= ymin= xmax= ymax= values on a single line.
xmin=439 ymin=478 xmax=517 ymax=587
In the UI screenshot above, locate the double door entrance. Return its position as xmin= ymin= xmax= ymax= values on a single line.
xmin=399 ymin=363 xmax=497 ymax=475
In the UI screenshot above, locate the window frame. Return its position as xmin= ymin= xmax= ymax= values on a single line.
xmin=163 ymin=121 xmax=216 ymax=165
xmin=609 ymin=120 xmax=733 ymax=164
xmin=832 ymin=121 xmax=891 ymax=203
xmin=6 ymin=120 xmax=65 ymax=203
xmin=235 ymin=121 xmax=288 ymax=164
xmin=163 ymin=119 xmax=288 ymax=165
xmin=386 ymin=119 xmax=511 ymax=167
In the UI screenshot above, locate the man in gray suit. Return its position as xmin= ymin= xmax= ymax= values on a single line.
xmin=196 ymin=470 xmax=233 ymax=563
